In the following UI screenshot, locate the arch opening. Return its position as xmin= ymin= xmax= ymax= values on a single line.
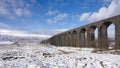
xmin=80 ymin=28 xmax=86 ymax=47
xmin=95 ymin=28 xmax=98 ymax=47
xmin=64 ymin=33 xmax=68 ymax=46
xmin=72 ymin=31 xmax=77 ymax=47
xmin=108 ymin=24 xmax=115 ymax=49
xmin=64 ymin=33 xmax=67 ymax=46
xmin=68 ymin=32 xmax=72 ymax=47
xmin=100 ymin=22 xmax=115 ymax=49
xmin=61 ymin=34 xmax=64 ymax=46
xmin=89 ymin=26 xmax=97 ymax=48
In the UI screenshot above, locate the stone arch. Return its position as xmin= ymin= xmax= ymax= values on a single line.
xmin=59 ymin=35 xmax=62 ymax=46
xmin=64 ymin=33 xmax=67 ymax=46
xmin=50 ymin=37 xmax=53 ymax=45
xmin=108 ymin=24 xmax=115 ymax=49
xmin=53 ymin=36 xmax=57 ymax=45
xmin=57 ymin=35 xmax=60 ymax=46
xmin=53 ymin=36 xmax=56 ymax=45
xmin=68 ymin=32 xmax=72 ymax=47
xmin=100 ymin=21 xmax=116 ymax=49
xmin=66 ymin=32 xmax=69 ymax=46
xmin=80 ymin=28 xmax=87 ymax=47
xmin=72 ymin=31 xmax=77 ymax=47
xmin=88 ymin=25 xmax=97 ymax=48
xmin=51 ymin=37 xmax=55 ymax=45
xmin=61 ymin=34 xmax=64 ymax=46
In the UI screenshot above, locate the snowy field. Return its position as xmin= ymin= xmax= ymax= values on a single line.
xmin=0 ymin=41 xmax=120 ymax=68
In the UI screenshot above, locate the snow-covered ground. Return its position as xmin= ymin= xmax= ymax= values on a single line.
xmin=0 ymin=41 xmax=14 ymax=45
xmin=0 ymin=42 xmax=120 ymax=68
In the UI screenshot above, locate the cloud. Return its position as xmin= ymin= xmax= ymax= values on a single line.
xmin=54 ymin=13 xmax=68 ymax=21
xmin=23 ymin=9 xmax=31 ymax=17
xmin=14 ymin=8 xmax=22 ymax=16
xmin=46 ymin=10 xmax=59 ymax=15
xmin=45 ymin=10 xmax=68 ymax=24
xmin=55 ymin=29 xmax=68 ymax=33
xmin=0 ymin=29 xmax=51 ymax=39
xmin=79 ymin=0 xmax=120 ymax=22
xmin=79 ymin=13 xmax=91 ymax=22
xmin=0 ymin=0 xmax=32 ymax=18
xmin=0 ymin=22 xmax=11 ymax=29
xmin=14 ymin=8 xmax=31 ymax=17
xmin=46 ymin=13 xmax=68 ymax=24
xmin=39 ymin=29 xmax=68 ymax=36
xmin=0 ymin=6 xmax=10 ymax=16
xmin=0 ymin=29 xmax=68 ymax=39
xmin=46 ymin=19 xmax=57 ymax=24
xmin=50 ymin=29 xmax=68 ymax=35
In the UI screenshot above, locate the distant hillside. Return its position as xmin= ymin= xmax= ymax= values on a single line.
xmin=0 ymin=35 xmax=44 ymax=42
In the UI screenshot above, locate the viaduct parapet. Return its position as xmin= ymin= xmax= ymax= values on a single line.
xmin=41 ymin=15 xmax=120 ymax=49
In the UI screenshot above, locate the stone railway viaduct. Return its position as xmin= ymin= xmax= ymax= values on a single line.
xmin=41 ymin=15 xmax=120 ymax=49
